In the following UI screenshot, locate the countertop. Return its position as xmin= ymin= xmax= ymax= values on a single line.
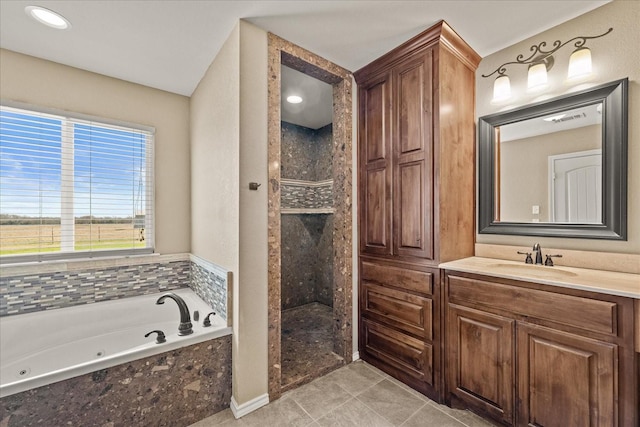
xmin=440 ymin=256 xmax=640 ymax=299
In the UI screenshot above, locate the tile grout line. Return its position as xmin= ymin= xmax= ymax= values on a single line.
xmin=397 ymin=401 xmax=428 ymax=427
xmin=352 ymin=385 xmax=427 ymax=427
xmin=426 ymin=400 xmax=475 ymax=427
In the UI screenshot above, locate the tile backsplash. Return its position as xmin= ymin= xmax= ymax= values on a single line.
xmin=0 ymin=254 xmax=229 ymax=320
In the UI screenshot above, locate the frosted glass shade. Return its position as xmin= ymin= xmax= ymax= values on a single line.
xmin=527 ymin=63 xmax=548 ymax=90
xmin=567 ymin=47 xmax=592 ymax=79
xmin=492 ymin=75 xmax=511 ymax=102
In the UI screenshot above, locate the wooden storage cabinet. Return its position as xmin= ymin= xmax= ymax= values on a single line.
xmin=447 ymin=304 xmax=515 ymax=425
xmin=517 ymin=323 xmax=617 ymax=427
xmin=359 ymin=259 xmax=438 ymax=396
xmin=444 ymin=271 xmax=637 ymax=427
xmin=356 ymin=20 xmax=480 ymax=402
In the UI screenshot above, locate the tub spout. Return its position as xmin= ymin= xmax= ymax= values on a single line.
xmin=156 ymin=293 xmax=193 ymax=336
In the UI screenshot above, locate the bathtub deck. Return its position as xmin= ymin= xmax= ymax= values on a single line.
xmin=281 ymin=302 xmax=344 ymax=392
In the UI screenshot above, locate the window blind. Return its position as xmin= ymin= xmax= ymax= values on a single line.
xmin=0 ymin=105 xmax=154 ymax=262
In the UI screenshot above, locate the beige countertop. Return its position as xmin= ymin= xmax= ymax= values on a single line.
xmin=440 ymin=256 xmax=640 ymax=299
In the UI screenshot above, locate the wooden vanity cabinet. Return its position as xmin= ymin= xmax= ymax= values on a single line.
xmin=355 ymin=20 xmax=480 ymax=402
xmin=444 ymin=271 xmax=638 ymax=427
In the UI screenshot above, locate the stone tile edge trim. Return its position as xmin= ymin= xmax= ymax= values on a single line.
xmin=189 ymin=254 xmax=231 ymax=325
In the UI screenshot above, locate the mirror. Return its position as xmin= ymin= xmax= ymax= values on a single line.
xmin=478 ymin=78 xmax=628 ymax=239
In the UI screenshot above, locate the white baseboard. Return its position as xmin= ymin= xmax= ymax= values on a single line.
xmin=230 ymin=393 xmax=269 ymax=419
xmin=352 ymin=351 xmax=360 ymax=361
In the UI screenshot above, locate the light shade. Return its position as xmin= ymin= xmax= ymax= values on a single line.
xmin=286 ymin=95 xmax=303 ymax=104
xmin=567 ymin=47 xmax=592 ymax=80
xmin=527 ymin=63 xmax=548 ymax=90
xmin=491 ymin=75 xmax=511 ymax=103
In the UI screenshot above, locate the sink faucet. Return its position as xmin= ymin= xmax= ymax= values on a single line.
xmin=532 ymin=243 xmax=543 ymax=265
xmin=156 ymin=293 xmax=193 ymax=336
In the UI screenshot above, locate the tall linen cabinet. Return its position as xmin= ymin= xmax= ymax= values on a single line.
xmin=354 ymin=21 xmax=480 ymax=400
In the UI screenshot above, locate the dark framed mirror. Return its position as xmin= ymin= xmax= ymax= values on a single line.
xmin=478 ymin=78 xmax=628 ymax=239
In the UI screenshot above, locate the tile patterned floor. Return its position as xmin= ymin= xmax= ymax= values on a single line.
xmin=190 ymin=361 xmax=499 ymax=427
xmin=281 ymin=303 xmax=345 ymax=391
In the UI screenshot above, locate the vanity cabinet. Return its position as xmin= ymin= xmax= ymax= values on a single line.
xmin=355 ymin=20 xmax=480 ymax=402
xmin=444 ymin=270 xmax=638 ymax=426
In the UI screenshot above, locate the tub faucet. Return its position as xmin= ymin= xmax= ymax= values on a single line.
xmin=156 ymin=293 xmax=193 ymax=336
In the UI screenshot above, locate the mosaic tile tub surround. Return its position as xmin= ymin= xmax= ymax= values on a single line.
xmin=0 ymin=254 xmax=229 ymax=321
xmin=189 ymin=255 xmax=229 ymax=322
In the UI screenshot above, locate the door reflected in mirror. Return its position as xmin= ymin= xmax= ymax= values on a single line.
xmin=496 ymin=103 xmax=603 ymax=224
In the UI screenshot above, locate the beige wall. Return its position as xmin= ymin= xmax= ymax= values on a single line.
xmin=190 ymin=21 xmax=269 ymax=406
xmin=476 ymin=0 xmax=640 ymax=254
xmin=500 ymin=125 xmax=601 ymax=222
xmin=190 ymin=25 xmax=240 ymax=269
xmin=0 ymin=49 xmax=191 ymax=255
xmin=237 ymin=20 xmax=269 ymax=404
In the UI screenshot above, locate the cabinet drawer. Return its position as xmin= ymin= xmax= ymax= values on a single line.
xmin=362 ymin=319 xmax=433 ymax=385
xmin=448 ymin=275 xmax=618 ymax=336
xmin=361 ymin=281 xmax=432 ymax=340
xmin=361 ymin=261 xmax=433 ymax=295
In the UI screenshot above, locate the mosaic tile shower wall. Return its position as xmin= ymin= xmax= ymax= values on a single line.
xmin=280 ymin=121 xmax=334 ymax=311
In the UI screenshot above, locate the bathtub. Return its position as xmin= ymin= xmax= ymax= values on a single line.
xmin=0 ymin=288 xmax=231 ymax=398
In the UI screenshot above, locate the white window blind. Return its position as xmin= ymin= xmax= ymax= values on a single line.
xmin=0 ymin=105 xmax=154 ymax=262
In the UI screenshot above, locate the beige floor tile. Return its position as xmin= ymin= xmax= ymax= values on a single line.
xmin=288 ymin=377 xmax=353 ymax=420
xmin=402 ymin=404 xmax=466 ymax=427
xmin=319 ymin=360 xmax=385 ymax=395
xmin=238 ymin=397 xmax=312 ymax=427
xmin=316 ymin=397 xmax=394 ymax=427
xmin=189 ymin=408 xmax=237 ymax=426
xmin=355 ymin=379 xmax=426 ymax=425
xmin=426 ymin=401 xmax=501 ymax=427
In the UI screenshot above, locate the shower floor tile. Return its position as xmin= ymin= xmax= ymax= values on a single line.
xmin=281 ymin=302 xmax=344 ymax=392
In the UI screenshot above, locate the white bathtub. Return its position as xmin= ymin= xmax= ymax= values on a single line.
xmin=0 ymin=288 xmax=231 ymax=398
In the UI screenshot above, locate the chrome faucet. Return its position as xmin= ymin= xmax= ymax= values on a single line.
xmin=156 ymin=293 xmax=193 ymax=336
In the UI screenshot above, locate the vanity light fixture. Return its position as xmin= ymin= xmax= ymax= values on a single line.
xmin=25 ymin=6 xmax=71 ymax=29
xmin=527 ymin=62 xmax=548 ymax=91
xmin=482 ymin=28 xmax=612 ymax=101
xmin=286 ymin=95 xmax=303 ymax=104
xmin=491 ymin=75 xmax=511 ymax=103
xmin=567 ymin=47 xmax=593 ymax=80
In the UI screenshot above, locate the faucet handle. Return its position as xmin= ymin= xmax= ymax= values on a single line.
xmin=517 ymin=251 xmax=533 ymax=264
xmin=203 ymin=312 xmax=216 ymax=327
xmin=145 ymin=330 xmax=167 ymax=344
xmin=544 ymin=254 xmax=563 ymax=266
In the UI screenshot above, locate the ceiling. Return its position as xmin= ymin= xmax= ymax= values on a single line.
xmin=0 ymin=1 xmax=610 ymax=99
xmin=281 ymin=65 xmax=333 ymax=129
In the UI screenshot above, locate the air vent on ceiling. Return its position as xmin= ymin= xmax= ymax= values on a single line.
xmin=551 ymin=112 xmax=587 ymax=123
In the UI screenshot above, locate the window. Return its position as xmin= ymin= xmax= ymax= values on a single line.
xmin=0 ymin=104 xmax=154 ymax=262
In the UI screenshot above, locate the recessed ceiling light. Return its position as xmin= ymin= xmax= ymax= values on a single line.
xmin=25 ymin=6 xmax=71 ymax=30
xmin=287 ymin=95 xmax=303 ymax=104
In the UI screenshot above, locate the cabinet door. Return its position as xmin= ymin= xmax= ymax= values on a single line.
xmin=359 ymin=72 xmax=393 ymax=256
xmin=447 ymin=304 xmax=515 ymax=425
xmin=517 ymin=322 xmax=617 ymax=427
xmin=393 ymin=51 xmax=433 ymax=259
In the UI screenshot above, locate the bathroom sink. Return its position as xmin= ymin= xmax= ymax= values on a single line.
xmin=488 ymin=263 xmax=578 ymax=279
